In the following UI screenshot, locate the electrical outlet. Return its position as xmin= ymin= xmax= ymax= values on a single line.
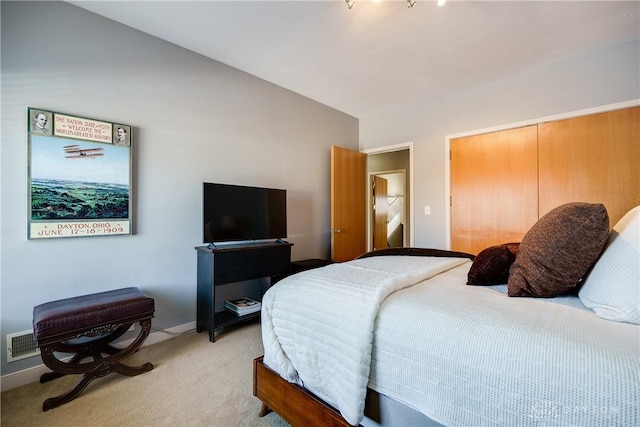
xmin=424 ymin=205 xmax=431 ymax=215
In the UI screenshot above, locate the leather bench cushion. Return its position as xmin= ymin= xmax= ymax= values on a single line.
xmin=33 ymin=287 xmax=154 ymax=341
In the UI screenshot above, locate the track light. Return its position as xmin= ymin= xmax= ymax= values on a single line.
xmin=345 ymin=0 xmax=446 ymax=10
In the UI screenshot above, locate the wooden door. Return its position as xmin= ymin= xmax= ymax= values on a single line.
xmin=451 ymin=126 xmax=539 ymax=255
xmin=538 ymin=106 xmax=640 ymax=226
xmin=331 ymin=145 xmax=366 ymax=262
xmin=373 ymin=175 xmax=388 ymax=250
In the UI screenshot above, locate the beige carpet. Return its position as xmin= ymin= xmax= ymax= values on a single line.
xmin=1 ymin=322 xmax=289 ymax=427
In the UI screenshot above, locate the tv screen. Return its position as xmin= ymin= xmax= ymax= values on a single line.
xmin=203 ymin=182 xmax=287 ymax=244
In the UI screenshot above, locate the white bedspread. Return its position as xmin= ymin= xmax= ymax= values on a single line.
xmin=369 ymin=262 xmax=640 ymax=426
xmin=261 ymin=255 xmax=470 ymax=425
xmin=262 ymin=256 xmax=640 ymax=426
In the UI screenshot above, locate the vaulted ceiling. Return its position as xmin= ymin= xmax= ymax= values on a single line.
xmin=69 ymin=1 xmax=640 ymax=118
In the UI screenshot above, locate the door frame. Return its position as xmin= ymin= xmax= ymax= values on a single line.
xmin=363 ymin=141 xmax=415 ymax=252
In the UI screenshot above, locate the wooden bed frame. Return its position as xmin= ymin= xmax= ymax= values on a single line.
xmin=253 ymin=356 xmax=441 ymax=427
xmin=253 ymin=356 xmax=356 ymax=427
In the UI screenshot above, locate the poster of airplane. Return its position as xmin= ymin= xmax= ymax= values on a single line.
xmin=27 ymin=107 xmax=132 ymax=239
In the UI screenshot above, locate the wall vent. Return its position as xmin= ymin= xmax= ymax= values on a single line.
xmin=6 ymin=330 xmax=40 ymax=362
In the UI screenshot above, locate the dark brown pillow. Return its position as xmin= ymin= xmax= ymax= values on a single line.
xmin=508 ymin=202 xmax=609 ymax=297
xmin=467 ymin=243 xmax=520 ymax=285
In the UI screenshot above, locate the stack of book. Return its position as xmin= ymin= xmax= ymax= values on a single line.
xmin=224 ymin=297 xmax=261 ymax=316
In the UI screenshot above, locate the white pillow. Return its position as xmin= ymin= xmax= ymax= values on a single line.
xmin=579 ymin=206 xmax=640 ymax=324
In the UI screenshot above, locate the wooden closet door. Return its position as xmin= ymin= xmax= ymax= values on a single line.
xmin=451 ymin=126 xmax=539 ymax=255
xmin=538 ymin=106 xmax=640 ymax=226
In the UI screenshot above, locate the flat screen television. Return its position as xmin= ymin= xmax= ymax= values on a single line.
xmin=203 ymin=182 xmax=287 ymax=244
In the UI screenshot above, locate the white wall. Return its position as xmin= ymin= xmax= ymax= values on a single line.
xmin=0 ymin=1 xmax=358 ymax=376
xmin=360 ymin=40 xmax=640 ymax=250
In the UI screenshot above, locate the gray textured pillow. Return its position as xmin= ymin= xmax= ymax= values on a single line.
xmin=508 ymin=202 xmax=609 ymax=298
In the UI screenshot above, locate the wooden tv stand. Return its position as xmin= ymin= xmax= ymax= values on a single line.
xmin=195 ymin=242 xmax=292 ymax=342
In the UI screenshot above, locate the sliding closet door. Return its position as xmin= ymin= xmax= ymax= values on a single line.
xmin=451 ymin=126 xmax=539 ymax=255
xmin=538 ymin=106 xmax=640 ymax=226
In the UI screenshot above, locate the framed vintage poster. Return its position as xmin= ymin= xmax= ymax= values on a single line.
xmin=27 ymin=107 xmax=133 ymax=239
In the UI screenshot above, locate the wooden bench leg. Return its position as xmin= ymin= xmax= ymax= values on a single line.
xmin=43 ymin=370 xmax=97 ymax=411
xmin=39 ymin=319 xmax=153 ymax=411
xmin=40 ymin=349 xmax=90 ymax=383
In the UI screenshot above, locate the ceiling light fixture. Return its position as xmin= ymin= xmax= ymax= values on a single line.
xmin=345 ymin=0 xmax=446 ymax=9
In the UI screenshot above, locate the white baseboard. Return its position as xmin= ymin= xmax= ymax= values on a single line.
xmin=0 ymin=321 xmax=197 ymax=392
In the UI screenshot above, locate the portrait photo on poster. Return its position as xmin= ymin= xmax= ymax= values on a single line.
xmin=113 ymin=124 xmax=131 ymax=147
xmin=30 ymin=110 xmax=52 ymax=135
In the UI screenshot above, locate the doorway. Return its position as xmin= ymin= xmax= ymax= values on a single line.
xmin=363 ymin=142 xmax=414 ymax=252
xmin=369 ymin=170 xmax=407 ymax=250
xmin=331 ymin=142 xmax=414 ymax=261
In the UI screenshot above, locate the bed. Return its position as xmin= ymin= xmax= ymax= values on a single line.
xmin=253 ymin=203 xmax=640 ymax=426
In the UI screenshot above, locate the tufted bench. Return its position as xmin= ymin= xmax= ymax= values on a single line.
xmin=33 ymin=287 xmax=155 ymax=411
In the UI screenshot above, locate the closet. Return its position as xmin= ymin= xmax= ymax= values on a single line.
xmin=451 ymin=106 xmax=639 ymax=255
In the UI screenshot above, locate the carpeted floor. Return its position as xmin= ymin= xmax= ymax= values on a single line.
xmin=1 ymin=322 xmax=289 ymax=427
